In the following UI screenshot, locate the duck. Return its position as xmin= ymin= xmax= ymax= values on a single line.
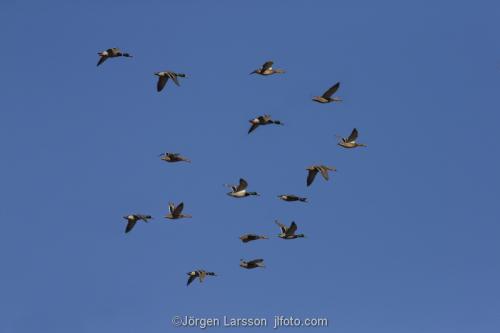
xmin=97 ymin=48 xmax=132 ymax=66
xmin=122 ymin=214 xmax=152 ymax=233
xmin=248 ymin=115 xmax=283 ymax=134
xmin=277 ymin=194 xmax=307 ymax=203
xmin=337 ymin=128 xmax=367 ymax=148
xmin=250 ymin=61 xmax=285 ymax=76
xmin=159 ymin=152 xmax=191 ymax=163
xmin=240 ymin=259 xmax=265 ymax=269
xmin=164 ymin=202 xmax=192 ymax=220
xmin=226 ymin=178 xmax=259 ymax=198
xmin=239 ymin=234 xmax=268 ymax=243
xmin=312 ymin=82 xmax=342 ymax=103
xmin=306 ymin=165 xmax=337 ymax=187
xmin=186 ymin=270 xmax=216 ymax=286
xmin=154 ymin=71 xmax=186 ymax=92
xmin=275 ymin=220 xmax=305 ymax=239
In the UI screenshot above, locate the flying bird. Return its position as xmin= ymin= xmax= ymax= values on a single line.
xmin=239 ymin=234 xmax=268 ymax=243
xmin=306 ymin=165 xmax=336 ymax=187
xmin=154 ymin=71 xmax=186 ymax=92
xmin=337 ymin=128 xmax=367 ymax=148
xmin=97 ymin=48 xmax=132 ymax=66
xmin=122 ymin=214 xmax=152 ymax=233
xmin=226 ymin=178 xmax=259 ymax=198
xmin=250 ymin=61 xmax=285 ymax=76
xmin=312 ymin=82 xmax=342 ymax=103
xmin=277 ymin=194 xmax=307 ymax=203
xmin=240 ymin=258 xmax=266 ymax=269
xmin=248 ymin=115 xmax=283 ymax=134
xmin=275 ymin=220 xmax=305 ymax=239
xmin=165 ymin=202 xmax=192 ymax=220
xmin=186 ymin=270 xmax=216 ymax=286
xmin=159 ymin=152 xmax=191 ymax=163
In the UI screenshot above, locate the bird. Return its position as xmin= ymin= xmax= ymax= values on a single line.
xmin=186 ymin=270 xmax=216 ymax=286
xmin=312 ymin=82 xmax=342 ymax=103
xmin=275 ymin=220 xmax=305 ymax=239
xmin=159 ymin=152 xmax=191 ymax=163
xmin=154 ymin=71 xmax=186 ymax=92
xmin=226 ymin=178 xmax=259 ymax=198
xmin=239 ymin=234 xmax=268 ymax=243
xmin=248 ymin=115 xmax=284 ymax=134
xmin=306 ymin=165 xmax=337 ymax=187
xmin=250 ymin=61 xmax=285 ymax=75
xmin=277 ymin=194 xmax=308 ymax=203
xmin=337 ymin=128 xmax=367 ymax=148
xmin=240 ymin=259 xmax=265 ymax=269
xmin=122 ymin=214 xmax=152 ymax=233
xmin=164 ymin=202 xmax=192 ymax=220
xmin=97 ymin=48 xmax=132 ymax=66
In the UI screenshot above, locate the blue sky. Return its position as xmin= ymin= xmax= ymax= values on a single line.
xmin=1 ymin=0 xmax=499 ymax=332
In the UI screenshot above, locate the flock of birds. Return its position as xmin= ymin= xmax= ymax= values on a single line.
xmin=97 ymin=48 xmax=368 ymax=286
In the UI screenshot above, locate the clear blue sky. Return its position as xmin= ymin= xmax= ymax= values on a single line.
xmin=1 ymin=0 xmax=499 ymax=332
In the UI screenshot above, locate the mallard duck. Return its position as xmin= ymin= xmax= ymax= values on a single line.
xmin=275 ymin=220 xmax=305 ymax=239
xmin=97 ymin=48 xmax=132 ymax=66
xmin=240 ymin=259 xmax=265 ymax=269
xmin=154 ymin=71 xmax=186 ymax=92
xmin=122 ymin=214 xmax=152 ymax=233
xmin=337 ymin=128 xmax=367 ymax=148
xmin=164 ymin=202 xmax=192 ymax=220
xmin=312 ymin=82 xmax=342 ymax=103
xmin=226 ymin=178 xmax=259 ymax=198
xmin=250 ymin=61 xmax=285 ymax=75
xmin=277 ymin=194 xmax=307 ymax=203
xmin=306 ymin=165 xmax=336 ymax=187
xmin=186 ymin=270 xmax=216 ymax=286
xmin=239 ymin=234 xmax=268 ymax=243
xmin=159 ymin=152 xmax=191 ymax=163
xmin=248 ymin=115 xmax=283 ymax=134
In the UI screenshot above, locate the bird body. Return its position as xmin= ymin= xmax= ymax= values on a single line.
xmin=312 ymin=82 xmax=342 ymax=103
xmin=277 ymin=194 xmax=307 ymax=203
xmin=240 ymin=259 xmax=266 ymax=269
xmin=165 ymin=202 xmax=192 ymax=220
xmin=248 ymin=115 xmax=283 ymax=134
xmin=123 ymin=214 xmax=152 ymax=233
xmin=337 ymin=128 xmax=367 ymax=148
xmin=250 ymin=61 xmax=285 ymax=75
xmin=155 ymin=71 xmax=186 ymax=92
xmin=306 ymin=165 xmax=336 ymax=186
xmin=97 ymin=48 xmax=132 ymax=66
xmin=160 ymin=152 xmax=191 ymax=163
xmin=186 ymin=270 xmax=216 ymax=286
xmin=275 ymin=220 xmax=305 ymax=239
xmin=226 ymin=178 xmax=259 ymax=198
xmin=239 ymin=234 xmax=268 ymax=243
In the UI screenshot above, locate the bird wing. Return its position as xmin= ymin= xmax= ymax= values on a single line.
xmin=173 ymin=202 xmax=184 ymax=215
xmin=168 ymin=72 xmax=181 ymax=86
xmin=346 ymin=128 xmax=358 ymax=143
xmin=286 ymin=222 xmax=298 ymax=236
xmin=249 ymin=259 xmax=264 ymax=264
xmin=322 ymin=82 xmax=340 ymax=98
xmin=198 ymin=271 xmax=206 ymax=282
xmin=307 ymin=169 xmax=318 ymax=186
xmin=275 ymin=220 xmax=287 ymax=234
xmin=236 ymin=178 xmax=248 ymax=191
xmin=187 ymin=275 xmax=196 ymax=286
xmin=261 ymin=61 xmax=273 ymax=71
xmin=96 ymin=56 xmax=108 ymax=66
xmin=157 ymin=76 xmax=168 ymax=92
xmin=168 ymin=202 xmax=175 ymax=214
xmin=319 ymin=167 xmax=330 ymax=180
xmin=248 ymin=123 xmax=259 ymax=134
xmin=125 ymin=220 xmax=136 ymax=233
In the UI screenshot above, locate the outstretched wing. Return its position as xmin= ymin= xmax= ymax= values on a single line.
xmin=168 ymin=72 xmax=181 ymax=86
xmin=125 ymin=220 xmax=136 ymax=233
xmin=173 ymin=202 xmax=184 ymax=216
xmin=97 ymin=56 xmax=108 ymax=66
xmin=319 ymin=167 xmax=330 ymax=181
xmin=248 ymin=123 xmax=259 ymax=134
xmin=346 ymin=128 xmax=358 ymax=143
xmin=307 ymin=169 xmax=318 ymax=186
xmin=286 ymin=222 xmax=298 ymax=236
xmin=275 ymin=220 xmax=287 ymax=234
xmin=322 ymin=82 xmax=340 ymax=98
xmin=236 ymin=178 xmax=248 ymax=192
xmin=261 ymin=61 xmax=273 ymax=71
xmin=187 ymin=275 xmax=196 ymax=286
xmin=157 ymin=76 xmax=168 ymax=92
